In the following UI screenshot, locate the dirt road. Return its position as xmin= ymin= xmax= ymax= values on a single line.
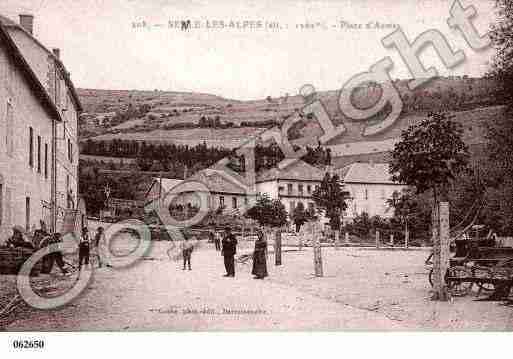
xmin=6 ymin=242 xmax=403 ymax=331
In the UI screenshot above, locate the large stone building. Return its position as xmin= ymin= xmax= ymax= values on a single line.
xmin=335 ymin=162 xmax=407 ymax=221
xmin=0 ymin=14 xmax=82 ymax=239
xmin=255 ymin=160 xmax=325 ymax=218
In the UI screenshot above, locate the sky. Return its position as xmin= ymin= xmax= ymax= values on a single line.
xmin=0 ymin=0 xmax=498 ymax=100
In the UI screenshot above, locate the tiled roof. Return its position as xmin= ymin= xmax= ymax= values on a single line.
xmin=335 ymin=162 xmax=398 ymax=184
xmin=152 ymin=178 xmax=183 ymax=193
xmin=0 ymin=15 xmax=18 ymax=27
xmin=189 ymin=169 xmax=249 ymax=194
xmin=256 ymin=160 xmax=325 ymax=183
xmin=0 ymin=14 xmax=83 ymax=112
xmin=0 ymin=22 xmax=63 ymax=122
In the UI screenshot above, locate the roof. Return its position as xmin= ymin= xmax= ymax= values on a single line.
xmin=335 ymin=162 xmax=399 ymax=184
xmin=0 ymin=22 xmax=63 ymax=122
xmin=152 ymin=178 xmax=184 ymax=193
xmin=189 ymin=169 xmax=248 ymax=194
xmin=0 ymin=14 xmax=83 ymax=112
xmin=256 ymin=160 xmax=325 ymax=183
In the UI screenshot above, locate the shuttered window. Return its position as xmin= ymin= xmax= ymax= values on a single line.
xmin=29 ymin=127 xmax=34 ymax=168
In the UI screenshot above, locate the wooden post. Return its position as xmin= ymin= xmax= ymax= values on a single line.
xmin=404 ymin=221 xmax=409 ymax=249
xmin=433 ymin=202 xmax=450 ymax=301
xmin=313 ymin=223 xmax=323 ymax=277
xmin=375 ymin=230 xmax=380 ymax=248
xmin=298 ymin=231 xmax=303 ymax=251
xmin=345 ymin=231 xmax=349 ymax=244
xmin=275 ymin=229 xmax=282 ymax=266
xmin=390 ymin=234 xmax=394 ymax=247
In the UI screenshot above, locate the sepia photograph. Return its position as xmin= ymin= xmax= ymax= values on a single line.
xmin=0 ymin=0 xmax=512 ymax=350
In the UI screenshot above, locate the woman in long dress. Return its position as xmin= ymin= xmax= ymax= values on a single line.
xmin=252 ymin=229 xmax=268 ymax=279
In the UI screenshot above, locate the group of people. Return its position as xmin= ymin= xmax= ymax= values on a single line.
xmin=3 ymin=222 xmax=109 ymax=275
xmin=189 ymin=227 xmax=268 ymax=279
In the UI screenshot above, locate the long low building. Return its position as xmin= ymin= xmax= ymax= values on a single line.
xmin=144 ymin=159 xmax=405 ymax=226
xmin=0 ymin=14 xmax=82 ymax=239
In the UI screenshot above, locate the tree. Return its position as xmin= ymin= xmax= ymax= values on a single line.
xmin=290 ymin=202 xmax=309 ymax=232
xmin=390 ymin=112 xmax=469 ymax=203
xmin=312 ymin=173 xmax=349 ymax=233
xmin=244 ymin=194 xmax=288 ymax=228
xmin=485 ymin=0 xmax=513 ymax=233
xmin=390 ymin=112 xmax=469 ymax=299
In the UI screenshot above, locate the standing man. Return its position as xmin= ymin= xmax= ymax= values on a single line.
xmin=214 ymin=230 xmax=221 ymax=251
xmin=78 ymin=227 xmax=91 ymax=271
xmin=222 ymin=226 xmax=237 ymax=277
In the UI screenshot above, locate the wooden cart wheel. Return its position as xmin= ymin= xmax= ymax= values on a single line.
xmin=447 ymin=266 xmax=473 ymax=297
xmin=473 ymin=266 xmax=495 ymax=292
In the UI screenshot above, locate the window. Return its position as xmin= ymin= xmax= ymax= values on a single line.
xmin=232 ymin=197 xmax=237 ymax=209
xmin=287 ymin=183 xmax=293 ymax=195
xmin=298 ymin=184 xmax=304 ymax=195
xmin=67 ymin=138 xmax=73 ymax=163
xmin=44 ymin=144 xmax=48 ymax=179
xmin=290 ymin=201 xmax=295 ymax=214
xmin=364 ymin=188 xmax=368 ymax=200
xmin=25 ymin=197 xmax=30 ymax=231
xmin=219 ymin=196 xmax=225 ymax=207
xmin=29 ymin=127 xmax=34 ymax=168
xmin=0 ymin=182 xmax=3 ymax=226
xmin=278 ymin=186 xmax=284 ymax=193
xmin=37 ymin=135 xmax=41 ymax=173
xmin=307 ymin=185 xmax=311 ymax=194
xmin=244 ymin=197 xmax=249 ymax=206
xmin=6 ymin=102 xmax=13 ymax=156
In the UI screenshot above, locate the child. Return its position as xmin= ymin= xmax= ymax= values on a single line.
xmin=181 ymin=236 xmax=194 ymax=270
xmin=78 ymin=227 xmax=90 ymax=271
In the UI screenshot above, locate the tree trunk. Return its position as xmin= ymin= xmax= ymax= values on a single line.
xmin=275 ymin=229 xmax=282 ymax=266
xmin=404 ymin=220 xmax=409 ymax=249
xmin=310 ymin=221 xmax=323 ymax=277
xmin=375 ymin=230 xmax=380 ymax=248
xmin=334 ymin=229 xmax=340 ymax=250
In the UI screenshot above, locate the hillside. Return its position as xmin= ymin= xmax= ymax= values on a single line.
xmin=78 ymin=76 xmax=503 ymax=158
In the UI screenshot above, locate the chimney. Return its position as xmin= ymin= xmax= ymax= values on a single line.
xmin=52 ymin=48 xmax=60 ymax=59
xmin=19 ymin=14 xmax=34 ymax=35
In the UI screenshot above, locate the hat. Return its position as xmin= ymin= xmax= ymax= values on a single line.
xmin=12 ymin=225 xmax=25 ymax=233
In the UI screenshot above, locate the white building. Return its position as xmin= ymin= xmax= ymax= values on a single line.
xmin=335 ymin=162 xmax=407 ymax=221
xmin=255 ymin=160 xmax=325 ymax=219
xmin=0 ymin=14 xmax=82 ymax=238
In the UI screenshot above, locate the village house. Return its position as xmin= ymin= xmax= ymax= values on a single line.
xmin=143 ymin=159 xmax=406 ymax=228
xmin=335 ymin=162 xmax=407 ymax=221
xmin=0 ymin=14 xmax=82 ymax=238
xmin=255 ymin=160 xmax=325 ymax=220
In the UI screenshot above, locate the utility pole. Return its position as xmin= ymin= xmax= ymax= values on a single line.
xmin=50 ymin=58 xmax=58 ymax=234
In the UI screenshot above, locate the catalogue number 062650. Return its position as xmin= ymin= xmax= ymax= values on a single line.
xmin=12 ymin=339 xmax=45 ymax=350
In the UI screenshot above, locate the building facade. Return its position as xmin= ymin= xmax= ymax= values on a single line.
xmin=335 ymin=162 xmax=407 ymax=221
xmin=0 ymin=14 xmax=82 ymax=239
xmin=255 ymin=160 xmax=325 ymax=222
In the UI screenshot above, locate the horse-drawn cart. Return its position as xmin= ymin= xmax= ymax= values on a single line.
xmin=427 ymin=243 xmax=513 ymax=297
